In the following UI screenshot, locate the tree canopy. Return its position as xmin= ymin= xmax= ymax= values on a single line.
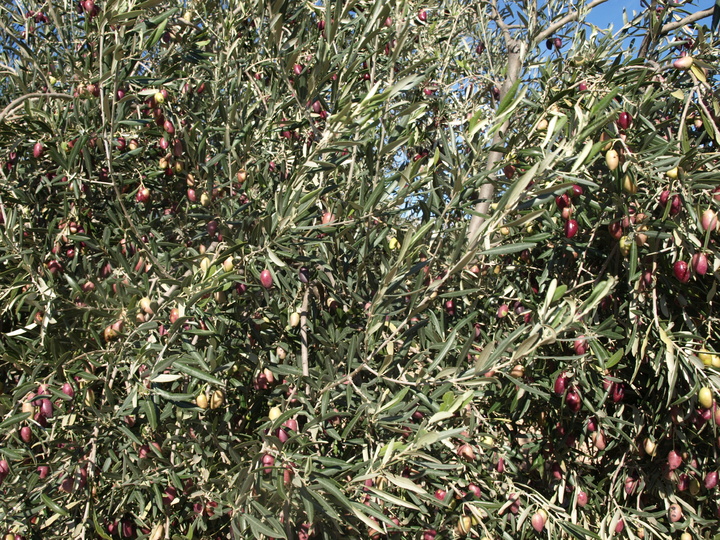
xmin=1 ymin=0 xmax=720 ymax=539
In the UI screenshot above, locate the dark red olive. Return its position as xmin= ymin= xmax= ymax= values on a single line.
xmin=565 ymin=387 xmax=581 ymax=412
xmin=554 ymin=372 xmax=568 ymax=395
xmin=40 ymin=398 xmax=53 ymax=418
xmin=673 ymin=260 xmax=690 ymax=283
xmin=617 ymin=112 xmax=632 ymax=130
xmin=692 ymin=253 xmax=708 ymax=276
xmin=608 ymin=221 xmax=623 ymax=239
xmin=670 ymin=195 xmax=682 ymax=215
xmin=659 ymin=190 xmax=670 ymax=207
xmin=121 ymin=519 xmax=135 ymax=538
xmin=612 ymin=383 xmax=625 ymax=403
xmin=564 ymin=219 xmax=578 ymax=238
xmin=705 ymin=471 xmax=718 ymax=489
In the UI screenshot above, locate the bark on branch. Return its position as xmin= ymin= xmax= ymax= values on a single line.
xmin=467 ymin=0 xmax=610 ymax=244
xmin=639 ymin=7 xmax=713 ymax=57
xmin=535 ymin=0 xmax=610 ymax=44
xmin=0 ymin=92 xmax=74 ymax=124
xmin=466 ymin=41 xmax=524 ymax=244
xmin=661 ymin=7 xmax=713 ymax=33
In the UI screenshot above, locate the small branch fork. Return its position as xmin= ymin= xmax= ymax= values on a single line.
xmin=638 ymin=7 xmax=713 ymax=58
xmin=467 ymin=0 xmax=610 ymax=243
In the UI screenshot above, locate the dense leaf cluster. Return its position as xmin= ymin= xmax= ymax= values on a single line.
xmin=1 ymin=0 xmax=720 ymax=539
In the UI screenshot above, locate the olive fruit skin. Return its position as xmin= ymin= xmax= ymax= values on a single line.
xmin=705 ymin=471 xmax=718 ymax=489
xmin=196 ymin=393 xmax=208 ymax=409
xmin=698 ymin=386 xmax=714 ymax=409
xmin=592 ymin=430 xmax=606 ymax=450
xmin=554 ymin=372 xmax=569 ymax=395
xmin=210 ymin=389 xmax=225 ymax=409
xmin=702 ymin=208 xmax=718 ymax=231
xmin=674 ymin=56 xmax=694 ymax=70
xmin=668 ymin=450 xmax=682 ymax=470
xmin=668 ymin=503 xmax=683 ymax=522
xmin=556 ymin=193 xmax=570 ymax=209
xmin=457 ymin=443 xmax=475 ymax=461
xmin=61 ymin=383 xmax=75 ymax=398
xmin=699 ymin=348 xmax=720 ymax=367
xmin=531 ymin=509 xmax=548 ymax=532
xmin=268 ymin=406 xmax=282 ymax=421
xmin=622 ymin=174 xmax=637 ymax=194
xmin=693 ymin=253 xmax=708 ymax=275
xmin=455 ymin=516 xmax=472 ymax=535
xmin=643 ymin=438 xmax=657 ymax=456
xmin=605 ymin=149 xmax=619 ymax=170
xmin=617 ymin=112 xmax=632 ymax=130
xmin=674 ymin=260 xmax=690 ymax=283
xmin=149 ymin=524 xmax=164 ymax=540
xmin=564 ymin=219 xmax=579 ymax=239
xmin=260 ymin=269 xmax=273 ymax=289
xmin=565 ymin=387 xmax=581 ymax=412
xmin=261 ymin=453 xmax=275 ymax=474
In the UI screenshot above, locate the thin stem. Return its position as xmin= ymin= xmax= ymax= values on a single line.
xmin=535 ymin=0 xmax=611 ymax=45
xmin=300 ymin=288 xmax=310 ymax=380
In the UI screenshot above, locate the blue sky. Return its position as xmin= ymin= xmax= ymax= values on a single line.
xmin=587 ymin=0 xmax=642 ymax=29
xmin=587 ymin=0 xmax=711 ymax=31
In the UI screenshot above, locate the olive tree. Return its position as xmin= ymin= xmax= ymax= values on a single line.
xmin=1 ymin=0 xmax=719 ymax=538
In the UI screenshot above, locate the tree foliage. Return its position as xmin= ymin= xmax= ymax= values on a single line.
xmin=1 ymin=0 xmax=720 ymax=538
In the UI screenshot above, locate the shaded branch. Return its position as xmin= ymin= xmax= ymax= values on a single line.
xmin=300 ymin=288 xmax=309 ymax=379
xmin=467 ymin=40 xmax=525 ymax=242
xmin=0 ymin=92 xmax=74 ymax=124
